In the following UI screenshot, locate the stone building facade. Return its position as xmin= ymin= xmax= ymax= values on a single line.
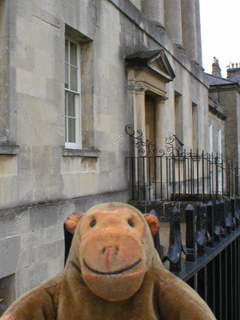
xmin=0 ymin=0 xmax=218 ymax=311
xmin=206 ymin=59 xmax=240 ymax=165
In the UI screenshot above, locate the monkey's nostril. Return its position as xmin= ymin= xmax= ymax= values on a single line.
xmin=115 ymin=246 xmax=119 ymax=251
xmin=102 ymin=248 xmax=106 ymax=254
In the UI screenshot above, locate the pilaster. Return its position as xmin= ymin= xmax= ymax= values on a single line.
xmin=164 ymin=0 xmax=183 ymax=48
xmin=195 ymin=0 xmax=202 ymax=66
xmin=141 ymin=0 xmax=165 ymax=29
xmin=155 ymin=97 xmax=166 ymax=153
xmin=181 ymin=0 xmax=198 ymax=63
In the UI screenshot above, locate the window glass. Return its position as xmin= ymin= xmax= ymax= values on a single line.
xmin=70 ymin=66 xmax=78 ymax=92
xmin=68 ymin=92 xmax=75 ymax=117
xmin=70 ymin=42 xmax=77 ymax=66
xmin=65 ymin=38 xmax=81 ymax=148
xmin=65 ymin=40 xmax=68 ymax=63
xmin=65 ymin=64 xmax=69 ymax=89
xmin=68 ymin=118 xmax=76 ymax=143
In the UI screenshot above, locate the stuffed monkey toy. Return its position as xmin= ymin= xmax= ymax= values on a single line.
xmin=1 ymin=203 xmax=216 ymax=320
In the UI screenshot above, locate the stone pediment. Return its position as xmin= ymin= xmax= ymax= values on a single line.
xmin=126 ymin=49 xmax=175 ymax=82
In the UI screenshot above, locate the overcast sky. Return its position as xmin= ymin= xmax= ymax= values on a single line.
xmin=200 ymin=0 xmax=240 ymax=78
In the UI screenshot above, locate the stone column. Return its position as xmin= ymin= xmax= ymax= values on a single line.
xmin=155 ymin=98 xmax=165 ymax=153
xmin=155 ymin=97 xmax=167 ymax=197
xmin=141 ymin=0 xmax=165 ymax=29
xmin=135 ymin=90 xmax=146 ymax=148
xmin=195 ymin=0 xmax=202 ymax=66
xmin=181 ymin=0 xmax=198 ymax=63
xmin=164 ymin=0 xmax=183 ymax=48
xmin=135 ymin=90 xmax=147 ymax=189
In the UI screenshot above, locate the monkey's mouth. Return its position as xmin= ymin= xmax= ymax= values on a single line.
xmin=83 ymin=259 xmax=142 ymax=275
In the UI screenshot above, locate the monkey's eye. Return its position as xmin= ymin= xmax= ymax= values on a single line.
xmin=90 ymin=219 xmax=96 ymax=227
xmin=128 ymin=219 xmax=134 ymax=227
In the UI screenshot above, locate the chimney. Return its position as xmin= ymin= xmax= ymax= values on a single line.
xmin=212 ymin=57 xmax=221 ymax=78
xmin=227 ymin=62 xmax=240 ymax=79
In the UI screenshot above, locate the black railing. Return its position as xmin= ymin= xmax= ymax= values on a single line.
xmin=151 ymin=198 xmax=240 ymax=320
xmin=126 ymin=125 xmax=240 ymax=202
xmin=127 ymin=151 xmax=239 ymax=202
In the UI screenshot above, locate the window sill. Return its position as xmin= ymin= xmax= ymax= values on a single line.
xmin=62 ymin=148 xmax=101 ymax=158
xmin=0 ymin=145 xmax=19 ymax=155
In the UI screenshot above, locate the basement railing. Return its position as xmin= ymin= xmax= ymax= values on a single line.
xmin=125 ymin=125 xmax=240 ymax=202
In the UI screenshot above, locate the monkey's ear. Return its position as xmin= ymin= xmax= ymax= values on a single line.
xmin=65 ymin=213 xmax=84 ymax=234
xmin=144 ymin=214 xmax=160 ymax=236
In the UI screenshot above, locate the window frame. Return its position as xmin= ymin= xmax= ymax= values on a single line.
xmin=209 ymin=124 xmax=213 ymax=154
xmin=65 ymin=37 xmax=82 ymax=149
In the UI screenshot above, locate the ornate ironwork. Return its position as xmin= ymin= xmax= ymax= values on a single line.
xmin=125 ymin=125 xmax=156 ymax=157
xmin=160 ymin=134 xmax=184 ymax=156
xmin=125 ymin=124 xmax=184 ymax=157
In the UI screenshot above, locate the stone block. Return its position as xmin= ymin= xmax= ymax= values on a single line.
xmin=16 ymin=68 xmax=46 ymax=99
xmin=51 ymin=147 xmax=62 ymax=175
xmin=29 ymin=204 xmax=59 ymax=231
xmin=12 ymin=43 xmax=35 ymax=73
xmin=97 ymin=114 xmax=112 ymax=134
xmin=0 ymin=208 xmax=29 ymax=240
xmin=36 ymin=241 xmax=60 ymax=265
xmin=99 ymin=152 xmax=109 ymax=173
xmin=63 ymin=173 xmax=80 ymax=198
xmin=17 ymin=175 xmax=35 ymax=204
xmin=87 ymin=158 xmax=98 ymax=172
xmin=17 ymin=247 xmax=37 ymax=270
xmin=47 ymin=256 xmax=64 ymax=279
xmin=46 ymin=78 xmax=63 ymax=103
xmin=79 ymin=172 xmax=98 ymax=196
xmin=0 ymin=155 xmax=17 ymax=176
xmin=18 ymin=145 xmax=31 ymax=172
xmin=0 ymin=236 xmax=21 ymax=279
xmin=17 ymin=262 xmax=48 ymax=295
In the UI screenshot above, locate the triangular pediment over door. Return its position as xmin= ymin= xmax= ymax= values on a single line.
xmin=126 ymin=49 xmax=175 ymax=83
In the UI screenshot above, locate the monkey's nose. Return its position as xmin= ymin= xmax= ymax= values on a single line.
xmin=102 ymin=246 xmax=119 ymax=254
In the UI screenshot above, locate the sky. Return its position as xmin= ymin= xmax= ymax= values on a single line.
xmin=200 ymin=0 xmax=240 ymax=78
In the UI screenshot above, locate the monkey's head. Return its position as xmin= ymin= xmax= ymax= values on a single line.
xmin=65 ymin=203 xmax=160 ymax=301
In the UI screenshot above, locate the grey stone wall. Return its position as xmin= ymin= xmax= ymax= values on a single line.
xmin=210 ymin=88 xmax=239 ymax=164
xmin=0 ymin=190 xmax=128 ymax=297
xmin=0 ymin=0 xmax=209 ymax=298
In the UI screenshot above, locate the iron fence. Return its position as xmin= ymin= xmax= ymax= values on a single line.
xmin=152 ymin=198 xmax=240 ymax=320
xmin=125 ymin=125 xmax=240 ymax=201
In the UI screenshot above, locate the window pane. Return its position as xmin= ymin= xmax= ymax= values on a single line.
xmin=68 ymin=92 xmax=75 ymax=117
xmin=70 ymin=42 xmax=77 ymax=66
xmin=70 ymin=66 xmax=77 ymax=91
xmin=65 ymin=116 xmax=68 ymax=142
xmin=65 ymin=63 xmax=69 ymax=89
xmin=65 ymin=91 xmax=68 ymax=116
xmin=65 ymin=40 xmax=68 ymax=63
xmin=68 ymin=118 xmax=76 ymax=143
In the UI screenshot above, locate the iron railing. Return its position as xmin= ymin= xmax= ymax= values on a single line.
xmin=151 ymin=198 xmax=240 ymax=320
xmin=126 ymin=126 xmax=240 ymax=201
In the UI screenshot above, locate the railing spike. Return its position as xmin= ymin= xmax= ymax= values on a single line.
xmin=196 ymin=203 xmax=206 ymax=255
xmin=206 ymin=201 xmax=214 ymax=247
xmin=162 ymin=207 xmax=183 ymax=273
xmin=185 ymin=204 xmax=196 ymax=262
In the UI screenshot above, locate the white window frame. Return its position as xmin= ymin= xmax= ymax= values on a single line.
xmin=218 ymin=129 xmax=222 ymax=155
xmin=65 ymin=38 xmax=82 ymax=149
xmin=209 ymin=124 xmax=213 ymax=154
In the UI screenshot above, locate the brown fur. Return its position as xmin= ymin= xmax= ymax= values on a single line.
xmin=1 ymin=203 xmax=216 ymax=320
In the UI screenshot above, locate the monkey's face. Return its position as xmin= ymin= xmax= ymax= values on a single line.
xmin=79 ymin=208 xmax=147 ymax=301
